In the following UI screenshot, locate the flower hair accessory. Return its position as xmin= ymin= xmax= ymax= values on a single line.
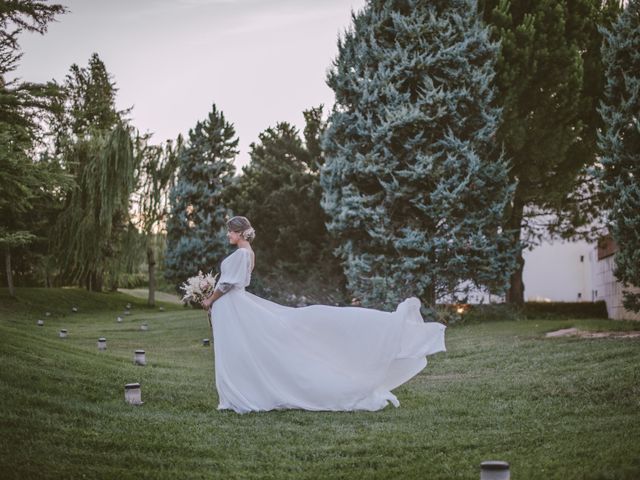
xmin=242 ymin=227 xmax=255 ymax=240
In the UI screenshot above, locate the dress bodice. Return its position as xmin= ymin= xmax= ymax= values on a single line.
xmin=215 ymin=248 xmax=253 ymax=293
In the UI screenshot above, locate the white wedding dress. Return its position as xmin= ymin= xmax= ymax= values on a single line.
xmin=210 ymin=247 xmax=446 ymax=414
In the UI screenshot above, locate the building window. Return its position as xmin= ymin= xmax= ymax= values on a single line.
xmin=580 ymin=255 xmax=584 ymax=262
xmin=577 ymin=293 xmax=582 ymax=299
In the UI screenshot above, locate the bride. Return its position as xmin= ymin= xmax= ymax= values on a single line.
xmin=201 ymin=216 xmax=446 ymax=414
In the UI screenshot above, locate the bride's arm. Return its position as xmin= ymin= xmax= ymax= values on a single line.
xmin=202 ymin=289 xmax=225 ymax=309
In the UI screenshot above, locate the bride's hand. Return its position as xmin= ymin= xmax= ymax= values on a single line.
xmin=202 ymin=298 xmax=213 ymax=310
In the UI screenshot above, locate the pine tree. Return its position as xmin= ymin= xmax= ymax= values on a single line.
xmin=229 ymin=121 xmax=334 ymax=271
xmin=51 ymin=53 xmax=126 ymax=153
xmin=597 ymin=0 xmax=640 ymax=313
xmin=302 ymin=105 xmax=325 ymax=172
xmin=164 ymin=104 xmax=238 ymax=287
xmin=479 ymin=0 xmax=621 ymax=304
xmin=321 ymin=0 xmax=517 ymax=311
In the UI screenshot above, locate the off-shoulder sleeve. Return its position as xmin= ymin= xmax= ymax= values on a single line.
xmin=214 ymin=249 xmax=251 ymax=293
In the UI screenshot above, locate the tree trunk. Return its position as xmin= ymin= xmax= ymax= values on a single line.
xmin=506 ymin=201 xmax=525 ymax=305
xmin=506 ymin=249 xmax=525 ymax=305
xmin=87 ymin=270 xmax=103 ymax=292
xmin=94 ymin=271 xmax=103 ymax=292
xmin=423 ymin=281 xmax=436 ymax=308
xmin=147 ymin=244 xmax=156 ymax=307
xmin=6 ymin=248 xmax=15 ymax=297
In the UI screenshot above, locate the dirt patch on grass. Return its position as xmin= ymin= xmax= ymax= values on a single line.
xmin=545 ymin=327 xmax=640 ymax=339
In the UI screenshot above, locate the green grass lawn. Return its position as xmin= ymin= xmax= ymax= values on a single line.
xmin=1 ymin=288 xmax=639 ymax=479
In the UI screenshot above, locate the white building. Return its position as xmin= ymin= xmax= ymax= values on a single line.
xmin=590 ymin=236 xmax=640 ymax=321
xmin=523 ymin=239 xmax=593 ymax=303
xmin=523 ymin=236 xmax=640 ymax=320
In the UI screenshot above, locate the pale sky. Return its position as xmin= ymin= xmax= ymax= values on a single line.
xmin=13 ymin=0 xmax=366 ymax=168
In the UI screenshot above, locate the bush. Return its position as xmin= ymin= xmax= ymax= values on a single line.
xmin=454 ymin=301 xmax=609 ymax=324
xmin=520 ymin=301 xmax=608 ymax=319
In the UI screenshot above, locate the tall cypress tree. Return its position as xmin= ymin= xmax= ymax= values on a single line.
xmin=597 ymin=0 xmax=640 ymax=313
xmin=321 ymin=0 xmax=517 ymax=311
xmin=164 ymin=104 xmax=238 ymax=287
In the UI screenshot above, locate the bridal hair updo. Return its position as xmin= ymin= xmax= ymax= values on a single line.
xmin=227 ymin=216 xmax=256 ymax=243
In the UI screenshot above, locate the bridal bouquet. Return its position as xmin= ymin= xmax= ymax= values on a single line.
xmin=180 ymin=271 xmax=219 ymax=305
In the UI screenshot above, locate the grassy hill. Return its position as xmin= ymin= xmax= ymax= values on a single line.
xmin=1 ymin=288 xmax=639 ymax=479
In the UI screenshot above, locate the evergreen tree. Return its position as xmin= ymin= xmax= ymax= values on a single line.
xmin=479 ymin=0 xmax=621 ymax=304
xmin=229 ymin=121 xmax=334 ymax=272
xmin=51 ymin=53 xmax=126 ymax=153
xmin=164 ymin=104 xmax=238 ymax=287
xmin=321 ymin=0 xmax=517 ymax=310
xmin=302 ymin=105 xmax=325 ymax=172
xmin=301 ymin=106 xmax=342 ymax=275
xmin=597 ymin=0 xmax=640 ymax=313
xmin=225 ymin=107 xmax=346 ymax=303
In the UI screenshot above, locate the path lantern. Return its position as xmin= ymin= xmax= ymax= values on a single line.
xmin=480 ymin=461 xmax=510 ymax=480
xmin=124 ymin=383 xmax=143 ymax=405
xmin=134 ymin=349 xmax=146 ymax=366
